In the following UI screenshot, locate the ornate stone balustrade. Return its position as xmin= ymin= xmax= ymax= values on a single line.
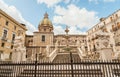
xmin=77 ymin=47 xmax=86 ymax=59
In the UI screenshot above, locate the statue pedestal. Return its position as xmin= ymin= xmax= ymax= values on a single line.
xmin=98 ymin=48 xmax=113 ymax=60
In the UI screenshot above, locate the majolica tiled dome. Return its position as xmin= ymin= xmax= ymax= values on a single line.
xmin=38 ymin=12 xmax=53 ymax=30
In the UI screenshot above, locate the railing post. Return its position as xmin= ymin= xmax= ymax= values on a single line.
xmin=70 ymin=52 xmax=74 ymax=77
xmin=34 ymin=54 xmax=37 ymax=77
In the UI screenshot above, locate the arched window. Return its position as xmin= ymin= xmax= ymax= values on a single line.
xmin=117 ymin=22 xmax=120 ymax=28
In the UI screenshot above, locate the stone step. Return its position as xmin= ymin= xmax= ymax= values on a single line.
xmin=53 ymin=53 xmax=81 ymax=62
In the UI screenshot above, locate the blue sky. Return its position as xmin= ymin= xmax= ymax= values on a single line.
xmin=0 ymin=0 xmax=120 ymax=35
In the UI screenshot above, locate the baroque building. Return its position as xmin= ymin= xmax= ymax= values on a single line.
xmin=87 ymin=9 xmax=120 ymax=60
xmin=0 ymin=9 xmax=27 ymax=61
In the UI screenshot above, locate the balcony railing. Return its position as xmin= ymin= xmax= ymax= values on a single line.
xmin=11 ymin=40 xmax=14 ymax=44
xmin=1 ymin=37 xmax=7 ymax=41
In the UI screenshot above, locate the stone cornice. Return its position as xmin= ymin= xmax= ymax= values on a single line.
xmin=0 ymin=9 xmax=27 ymax=31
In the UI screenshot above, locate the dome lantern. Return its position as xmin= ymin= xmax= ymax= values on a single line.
xmin=44 ymin=12 xmax=48 ymax=18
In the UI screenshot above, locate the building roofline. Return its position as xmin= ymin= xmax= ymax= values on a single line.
xmin=55 ymin=34 xmax=86 ymax=36
xmin=0 ymin=9 xmax=27 ymax=31
xmin=87 ymin=9 xmax=120 ymax=32
xmin=26 ymin=35 xmax=33 ymax=37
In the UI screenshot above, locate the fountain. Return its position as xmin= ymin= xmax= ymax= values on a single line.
xmin=63 ymin=26 xmax=72 ymax=52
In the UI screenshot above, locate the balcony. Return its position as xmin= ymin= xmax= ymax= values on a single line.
xmin=112 ymin=26 xmax=120 ymax=32
xmin=94 ymin=35 xmax=99 ymax=39
xmin=1 ymin=37 xmax=7 ymax=42
xmin=11 ymin=40 xmax=14 ymax=44
xmin=115 ymin=42 xmax=120 ymax=46
xmin=91 ymin=38 xmax=95 ymax=41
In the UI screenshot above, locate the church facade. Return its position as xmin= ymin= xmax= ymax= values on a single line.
xmin=25 ymin=13 xmax=87 ymax=47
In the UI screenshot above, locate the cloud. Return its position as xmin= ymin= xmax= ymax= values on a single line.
xmin=37 ymin=0 xmax=76 ymax=7
xmin=53 ymin=4 xmax=99 ymax=34
xmin=103 ymin=0 xmax=116 ymax=2
xmin=54 ymin=25 xmax=87 ymax=35
xmin=0 ymin=0 xmax=37 ymax=35
xmin=88 ymin=0 xmax=98 ymax=4
xmin=53 ymin=25 xmax=65 ymax=35
xmin=88 ymin=0 xmax=116 ymax=3
xmin=37 ymin=0 xmax=62 ymax=7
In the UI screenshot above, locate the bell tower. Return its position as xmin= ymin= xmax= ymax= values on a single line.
xmin=33 ymin=13 xmax=54 ymax=46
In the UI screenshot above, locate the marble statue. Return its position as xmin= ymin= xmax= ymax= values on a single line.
xmin=76 ymin=40 xmax=80 ymax=47
xmin=46 ymin=45 xmax=50 ymax=56
xmin=54 ymin=40 xmax=58 ymax=51
xmin=12 ymin=32 xmax=26 ymax=62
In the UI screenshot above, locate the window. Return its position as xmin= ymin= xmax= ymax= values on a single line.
xmin=11 ymin=45 xmax=13 ymax=49
xmin=103 ymin=21 xmax=106 ymax=25
xmin=50 ymin=29 xmax=51 ymax=32
xmin=2 ymin=29 xmax=7 ymax=39
xmin=0 ymin=51 xmax=3 ymax=60
xmin=112 ymin=25 xmax=114 ymax=28
xmin=42 ymin=35 xmax=45 ymax=42
xmin=5 ymin=21 xmax=9 ymax=26
xmin=12 ymin=33 xmax=15 ymax=43
xmin=9 ymin=52 xmax=12 ymax=59
xmin=1 ymin=43 xmax=5 ymax=47
xmin=14 ymin=26 xmax=16 ymax=30
xmin=26 ymin=55 xmax=28 ymax=58
xmin=110 ymin=17 xmax=113 ymax=21
xmin=44 ymin=29 xmax=46 ymax=31
xmin=116 ymin=14 xmax=118 ymax=18
xmin=98 ymin=25 xmax=99 ymax=28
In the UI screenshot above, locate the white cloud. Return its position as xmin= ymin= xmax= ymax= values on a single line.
xmin=69 ymin=26 xmax=85 ymax=34
xmin=103 ymin=0 xmax=116 ymax=2
xmin=89 ymin=0 xmax=116 ymax=3
xmin=53 ymin=4 xmax=99 ymax=34
xmin=54 ymin=25 xmax=65 ymax=35
xmin=88 ymin=0 xmax=98 ymax=4
xmin=37 ymin=0 xmax=62 ymax=7
xmin=54 ymin=25 xmax=87 ymax=35
xmin=37 ymin=0 xmax=76 ymax=7
xmin=0 ymin=0 xmax=37 ymax=35
xmin=64 ymin=0 xmax=70 ymax=4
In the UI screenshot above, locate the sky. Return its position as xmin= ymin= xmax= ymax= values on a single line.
xmin=0 ymin=0 xmax=120 ymax=35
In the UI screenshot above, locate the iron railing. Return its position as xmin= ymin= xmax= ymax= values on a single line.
xmin=0 ymin=59 xmax=120 ymax=77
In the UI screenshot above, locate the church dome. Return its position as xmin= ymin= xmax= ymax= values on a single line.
xmin=39 ymin=12 xmax=53 ymax=28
